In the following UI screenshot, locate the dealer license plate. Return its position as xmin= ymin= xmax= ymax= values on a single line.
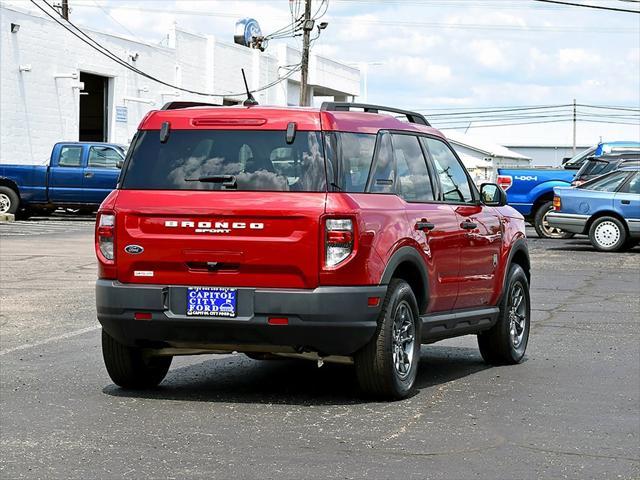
xmin=186 ymin=287 xmax=237 ymax=318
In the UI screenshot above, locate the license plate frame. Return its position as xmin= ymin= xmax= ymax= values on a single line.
xmin=186 ymin=287 xmax=237 ymax=318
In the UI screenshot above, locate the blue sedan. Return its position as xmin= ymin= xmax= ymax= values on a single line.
xmin=547 ymin=166 xmax=639 ymax=251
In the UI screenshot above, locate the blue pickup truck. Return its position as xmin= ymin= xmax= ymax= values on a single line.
xmin=496 ymin=167 xmax=575 ymax=239
xmin=0 ymin=142 xmax=124 ymax=218
xmin=497 ymin=141 xmax=640 ymax=239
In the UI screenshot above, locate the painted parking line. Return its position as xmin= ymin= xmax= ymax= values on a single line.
xmin=0 ymin=325 xmax=100 ymax=356
xmin=0 ymin=220 xmax=93 ymax=236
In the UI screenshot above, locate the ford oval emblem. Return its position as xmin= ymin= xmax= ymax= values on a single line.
xmin=124 ymin=245 xmax=144 ymax=255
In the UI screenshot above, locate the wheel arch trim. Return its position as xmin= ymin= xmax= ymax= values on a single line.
xmin=0 ymin=177 xmax=20 ymax=198
xmin=380 ymin=246 xmax=429 ymax=313
xmin=500 ymin=238 xmax=530 ymax=304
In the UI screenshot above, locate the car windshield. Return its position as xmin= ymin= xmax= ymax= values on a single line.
xmin=121 ymin=130 xmax=326 ymax=192
xmin=579 ymin=170 xmax=629 ymax=192
xmin=578 ymin=158 xmax=613 ymax=177
xmin=564 ymin=147 xmax=595 ymax=168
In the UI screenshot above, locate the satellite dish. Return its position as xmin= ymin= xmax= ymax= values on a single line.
xmin=234 ymin=18 xmax=264 ymax=50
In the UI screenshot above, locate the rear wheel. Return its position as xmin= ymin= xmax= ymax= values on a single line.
xmin=478 ymin=264 xmax=530 ymax=365
xmin=589 ymin=216 xmax=627 ymax=252
xmin=534 ymin=201 xmax=575 ymax=239
xmin=102 ymin=330 xmax=172 ymax=388
xmin=0 ymin=187 xmax=19 ymax=215
xmin=355 ymin=279 xmax=420 ymax=400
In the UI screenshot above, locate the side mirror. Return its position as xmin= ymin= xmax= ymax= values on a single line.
xmin=116 ymin=159 xmax=124 ymax=169
xmin=481 ymin=183 xmax=507 ymax=206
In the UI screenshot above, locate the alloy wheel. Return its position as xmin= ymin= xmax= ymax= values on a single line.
xmin=0 ymin=193 xmax=11 ymax=214
xmin=540 ymin=209 xmax=568 ymax=238
xmin=508 ymin=282 xmax=527 ymax=349
xmin=392 ymin=301 xmax=416 ymax=379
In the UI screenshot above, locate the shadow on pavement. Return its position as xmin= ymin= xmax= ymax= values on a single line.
xmin=102 ymin=345 xmax=490 ymax=405
xmin=547 ymin=240 xmax=640 ymax=253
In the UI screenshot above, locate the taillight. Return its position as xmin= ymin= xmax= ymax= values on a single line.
xmin=96 ymin=212 xmax=115 ymax=262
xmin=553 ymin=196 xmax=561 ymax=211
xmin=497 ymin=175 xmax=513 ymax=191
xmin=325 ymin=218 xmax=353 ymax=267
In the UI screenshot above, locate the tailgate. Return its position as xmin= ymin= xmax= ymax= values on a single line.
xmin=115 ymin=190 xmax=326 ymax=289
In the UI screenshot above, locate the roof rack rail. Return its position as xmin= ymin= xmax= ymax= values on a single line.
xmin=161 ymin=101 xmax=220 ymax=110
xmin=320 ymin=102 xmax=430 ymax=126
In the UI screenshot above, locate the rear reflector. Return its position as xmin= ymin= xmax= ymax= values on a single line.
xmin=268 ymin=317 xmax=289 ymax=325
xmin=368 ymin=297 xmax=380 ymax=307
xmin=134 ymin=312 xmax=152 ymax=320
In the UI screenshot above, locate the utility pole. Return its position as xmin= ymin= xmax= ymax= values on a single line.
xmin=61 ymin=0 xmax=69 ymax=19
xmin=572 ymin=98 xmax=577 ymax=155
xmin=299 ymin=0 xmax=312 ymax=106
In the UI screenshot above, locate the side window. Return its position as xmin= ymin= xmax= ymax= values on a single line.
xmin=586 ymin=171 xmax=630 ymax=192
xmin=622 ymin=173 xmax=640 ymax=194
xmin=88 ymin=146 xmax=123 ymax=169
xmin=423 ymin=138 xmax=473 ymax=203
xmin=392 ymin=134 xmax=434 ymax=202
xmin=368 ymin=132 xmax=395 ymax=194
xmin=58 ymin=146 xmax=83 ymax=167
xmin=326 ymin=133 xmax=377 ymax=192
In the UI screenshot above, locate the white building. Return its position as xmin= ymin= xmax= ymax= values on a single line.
xmin=445 ymin=130 xmax=532 ymax=181
xmin=505 ymin=144 xmax=591 ymax=167
xmin=0 ymin=5 xmax=360 ymax=165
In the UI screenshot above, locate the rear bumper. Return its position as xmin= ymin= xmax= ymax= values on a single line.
xmin=546 ymin=212 xmax=588 ymax=234
xmin=96 ymin=280 xmax=386 ymax=356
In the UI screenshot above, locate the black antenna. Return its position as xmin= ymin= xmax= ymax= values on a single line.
xmin=241 ymin=69 xmax=258 ymax=107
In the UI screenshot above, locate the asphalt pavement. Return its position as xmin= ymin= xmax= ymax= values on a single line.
xmin=1 ymin=217 xmax=638 ymax=479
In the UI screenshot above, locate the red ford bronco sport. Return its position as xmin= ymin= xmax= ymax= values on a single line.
xmin=96 ymin=102 xmax=530 ymax=399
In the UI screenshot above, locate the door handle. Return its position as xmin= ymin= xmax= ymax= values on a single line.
xmin=415 ymin=220 xmax=435 ymax=232
xmin=84 ymin=172 xmax=94 ymax=178
xmin=621 ymin=200 xmax=630 ymax=205
xmin=460 ymin=220 xmax=477 ymax=230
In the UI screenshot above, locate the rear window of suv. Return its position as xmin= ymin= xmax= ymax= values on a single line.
xmin=121 ymin=130 xmax=326 ymax=192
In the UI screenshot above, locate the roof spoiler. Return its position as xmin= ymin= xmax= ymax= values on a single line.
xmin=160 ymin=101 xmax=220 ymax=110
xmin=320 ymin=102 xmax=430 ymax=126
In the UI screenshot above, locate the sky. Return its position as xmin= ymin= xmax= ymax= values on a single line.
xmin=7 ymin=0 xmax=640 ymax=147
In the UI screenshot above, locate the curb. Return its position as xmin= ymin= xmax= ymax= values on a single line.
xmin=0 ymin=213 xmax=16 ymax=222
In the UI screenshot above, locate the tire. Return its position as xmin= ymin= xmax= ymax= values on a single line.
xmin=355 ymin=279 xmax=421 ymax=400
xmin=588 ymin=216 xmax=627 ymax=252
xmin=534 ymin=201 xmax=575 ymax=239
xmin=102 ymin=329 xmax=172 ymax=389
xmin=0 ymin=186 xmax=19 ymax=215
xmin=478 ymin=264 xmax=530 ymax=365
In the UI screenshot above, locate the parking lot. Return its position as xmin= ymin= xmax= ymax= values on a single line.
xmin=0 ymin=217 xmax=638 ymax=479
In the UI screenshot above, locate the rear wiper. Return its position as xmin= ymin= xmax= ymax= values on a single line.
xmin=185 ymin=175 xmax=237 ymax=188
xmin=329 ymin=182 xmax=343 ymax=192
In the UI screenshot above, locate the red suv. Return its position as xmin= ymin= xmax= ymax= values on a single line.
xmin=96 ymin=102 xmax=530 ymax=399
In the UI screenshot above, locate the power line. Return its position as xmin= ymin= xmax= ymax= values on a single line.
xmin=437 ymin=117 xmax=639 ymax=130
xmin=30 ymin=0 xmax=301 ymax=98
xmin=423 ymin=104 xmax=573 ymax=117
xmin=533 ymin=0 xmax=640 ymax=13
xmin=73 ymin=4 xmax=639 ymax=34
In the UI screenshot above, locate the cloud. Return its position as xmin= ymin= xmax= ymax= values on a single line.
xmin=469 ymin=40 xmax=510 ymax=69
xmin=7 ymin=0 xmax=638 ymax=144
